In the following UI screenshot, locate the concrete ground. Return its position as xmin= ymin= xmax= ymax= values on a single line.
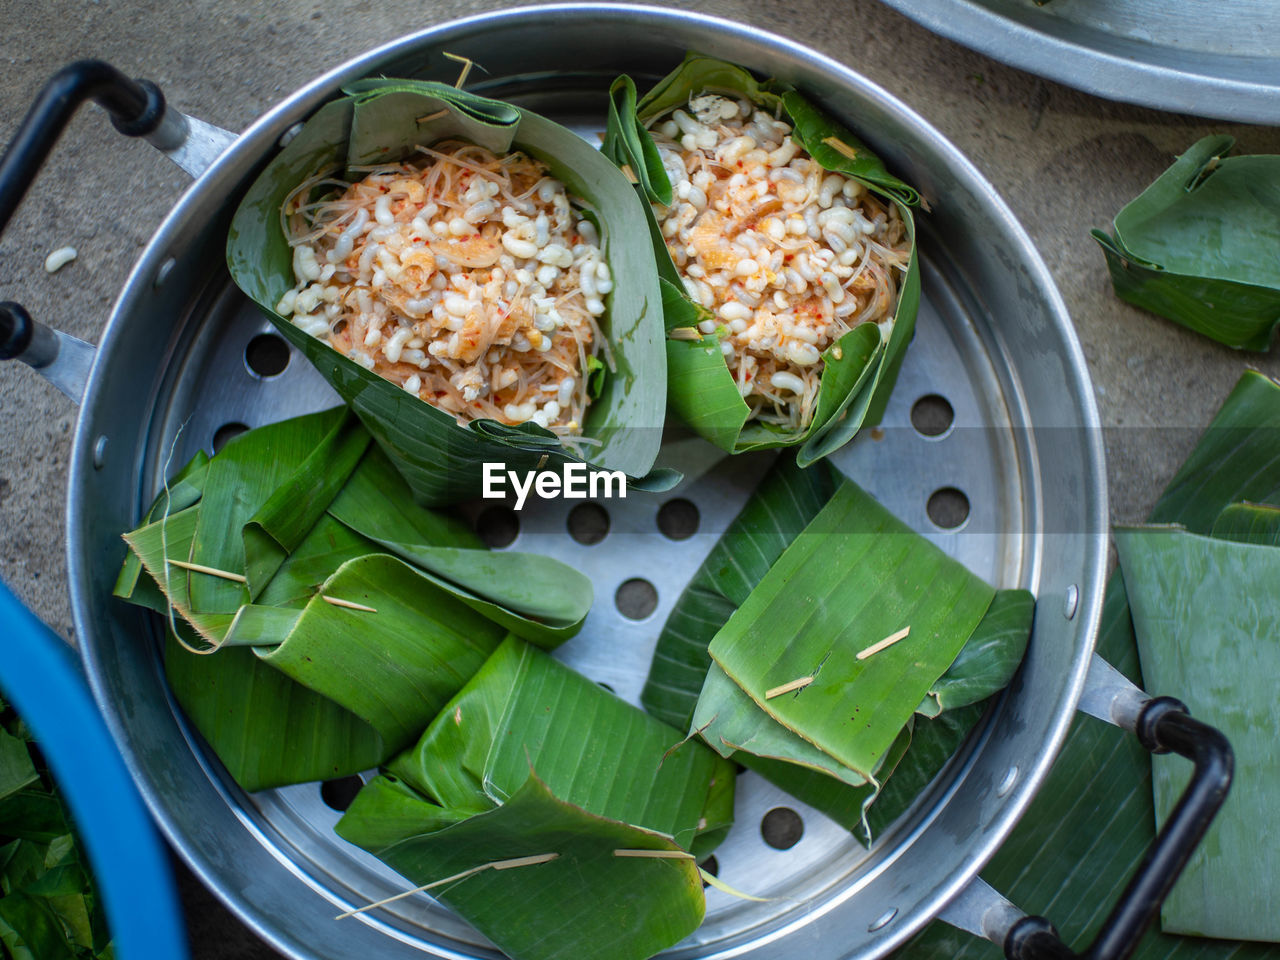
xmin=1 ymin=1 xmax=1278 ymax=957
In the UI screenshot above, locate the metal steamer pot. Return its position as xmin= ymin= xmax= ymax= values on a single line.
xmin=0 ymin=7 xmax=1232 ymax=960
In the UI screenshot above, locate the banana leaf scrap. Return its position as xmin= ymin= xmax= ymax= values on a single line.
xmin=114 ymin=407 xmax=593 ymax=791
xmin=227 ymin=78 xmax=675 ymax=506
xmin=643 ymin=456 xmax=1033 ymax=837
xmin=603 ymin=55 xmax=922 ymax=463
xmin=1094 ymin=136 xmax=1280 ymax=351
xmin=899 ymin=370 xmax=1280 ymax=960
xmin=336 ymin=637 xmax=734 ymax=960
xmin=0 ymin=698 xmax=112 ymax=959
xmin=1111 ymin=387 xmax=1280 ymax=941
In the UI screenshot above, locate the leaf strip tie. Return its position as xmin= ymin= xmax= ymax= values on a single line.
xmin=165 ymin=558 xmax=247 ymax=583
xmin=855 ymin=625 xmax=910 ymax=661
xmin=335 ymin=853 xmax=559 ymax=919
xmin=765 ymin=676 xmax=815 ymax=699
xmin=442 ymin=52 xmax=475 ymax=88
xmin=700 ymin=868 xmax=772 ymax=902
xmin=321 ymin=595 xmax=378 ymax=613
xmin=613 ymin=849 xmax=696 ymax=860
xmin=820 ymin=136 xmax=859 ymax=160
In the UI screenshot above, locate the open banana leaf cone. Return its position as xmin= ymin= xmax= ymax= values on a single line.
xmin=113 ymin=408 xmax=592 ymax=791
xmin=336 ymin=637 xmax=734 ymax=960
xmin=1093 ymin=136 xmax=1280 ymax=351
xmin=643 ymin=455 xmax=1032 ymax=837
xmin=227 ymin=77 xmax=674 ymax=506
xmin=603 ymin=55 xmax=921 ymax=464
xmin=900 ymin=370 xmax=1280 ymax=959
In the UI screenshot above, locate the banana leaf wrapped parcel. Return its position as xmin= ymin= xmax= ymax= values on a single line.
xmin=604 ymin=56 xmax=922 ymax=464
xmin=1093 ymin=135 xmax=1280 ymax=351
xmin=336 ymin=637 xmax=735 ymax=960
xmin=113 ymin=408 xmax=593 ymax=791
xmin=644 ymin=456 xmax=1033 ymax=836
xmin=228 ymin=76 xmax=675 ymax=506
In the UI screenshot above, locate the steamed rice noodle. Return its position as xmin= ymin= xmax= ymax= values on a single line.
xmin=276 ymin=141 xmax=610 ymax=438
xmin=649 ymin=94 xmax=910 ymax=432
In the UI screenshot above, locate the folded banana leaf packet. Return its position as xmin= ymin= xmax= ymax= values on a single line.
xmin=644 ymin=456 xmax=1032 ymax=837
xmin=336 ymin=637 xmax=734 ymax=960
xmin=227 ymin=76 xmax=675 ymax=506
xmin=113 ymin=408 xmax=593 ymax=791
xmin=603 ymin=55 xmax=922 ymax=464
xmin=1093 ymin=135 xmax=1280 ymax=351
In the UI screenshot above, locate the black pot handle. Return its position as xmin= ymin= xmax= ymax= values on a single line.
xmin=0 ymin=60 xmax=175 ymax=233
xmin=0 ymin=61 xmax=187 ymax=393
xmin=1003 ymin=696 xmax=1233 ymax=960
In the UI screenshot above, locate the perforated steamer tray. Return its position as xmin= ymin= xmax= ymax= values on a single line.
xmin=69 ymin=8 xmax=1106 ymax=960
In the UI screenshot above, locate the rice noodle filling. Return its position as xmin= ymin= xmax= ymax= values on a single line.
xmin=277 ymin=141 xmax=610 ymax=437
xmin=649 ymin=95 xmax=911 ymax=431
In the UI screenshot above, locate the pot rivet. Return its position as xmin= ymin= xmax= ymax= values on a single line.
xmin=868 ymin=908 xmax=898 ymax=932
xmin=279 ymin=122 xmax=304 ymax=148
xmin=997 ymin=765 xmax=1018 ymax=797
xmin=154 ymin=258 xmax=176 ymax=289
xmin=92 ymin=435 xmax=108 ymax=469
xmin=1063 ymin=584 xmax=1079 ymax=620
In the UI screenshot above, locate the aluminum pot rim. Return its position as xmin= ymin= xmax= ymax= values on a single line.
xmin=875 ymin=0 xmax=1280 ymax=124
xmin=68 ymin=5 xmax=1108 ymax=957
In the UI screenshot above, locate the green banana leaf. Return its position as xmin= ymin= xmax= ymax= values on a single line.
xmin=1114 ymin=523 xmax=1280 ymax=941
xmin=337 ymin=775 xmax=704 ymax=960
xmin=602 ymin=56 xmax=922 ymax=462
xmin=336 ymin=637 xmax=732 ymax=960
xmin=644 ymin=455 xmax=1031 ymax=834
xmin=1210 ymin=500 xmax=1280 ymax=545
xmin=115 ymin=409 xmax=594 ymax=791
xmin=227 ymin=77 xmax=674 ymax=506
xmin=694 ymin=479 xmax=1012 ymax=784
xmin=1093 ymin=135 xmax=1280 ymax=351
xmin=898 ymin=369 xmax=1280 ymax=960
xmin=383 ymin=637 xmax=733 ymax=851
xmin=641 ymin=454 xmax=837 ymax=732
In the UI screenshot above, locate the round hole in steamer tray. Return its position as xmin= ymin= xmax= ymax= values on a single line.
xmin=926 ymin=487 xmax=971 ymax=530
xmin=244 ymin=332 xmax=291 ymax=378
xmin=700 ymin=855 xmax=719 ymax=886
xmin=761 ymin=807 xmax=805 ymax=850
xmin=320 ymin=776 xmax=365 ymax=812
xmin=614 ymin=578 xmax=658 ymax=620
xmin=211 ymin=422 xmax=248 ymax=454
xmin=910 ymin=394 xmax=955 ymax=438
xmin=567 ymin=502 xmax=610 ymax=545
xmin=656 ymin=498 xmax=700 ymax=540
xmin=476 ymin=506 xmax=519 ymax=548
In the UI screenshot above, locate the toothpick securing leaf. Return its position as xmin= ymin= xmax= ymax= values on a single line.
xmin=321 ymin=595 xmax=377 ymax=613
xmin=620 ymin=163 xmax=638 ymax=184
xmin=165 ymin=558 xmax=247 ymax=583
xmin=668 ymin=327 xmax=701 ymax=341
xmin=856 ymin=626 xmax=910 ymax=661
xmin=821 ymin=136 xmax=859 ymax=161
xmin=416 ymin=109 xmax=449 ymax=125
xmin=336 ymin=853 xmax=558 ymax=919
xmin=765 ymin=676 xmax=814 ymax=700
